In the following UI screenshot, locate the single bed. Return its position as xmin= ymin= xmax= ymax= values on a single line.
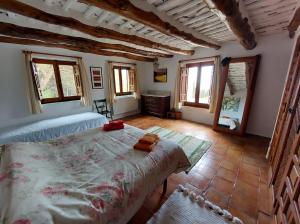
xmin=0 ymin=125 xmax=190 ymax=224
xmin=0 ymin=112 xmax=108 ymax=144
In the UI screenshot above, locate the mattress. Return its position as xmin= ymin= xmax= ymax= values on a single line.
xmin=0 ymin=112 xmax=108 ymax=144
xmin=0 ymin=125 xmax=190 ymax=224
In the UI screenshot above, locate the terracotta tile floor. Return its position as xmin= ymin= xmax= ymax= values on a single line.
xmin=125 ymin=115 xmax=272 ymax=224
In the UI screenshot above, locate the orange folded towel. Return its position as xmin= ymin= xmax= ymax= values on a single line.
xmin=134 ymin=133 xmax=160 ymax=152
xmin=134 ymin=142 xmax=155 ymax=152
xmin=138 ymin=135 xmax=158 ymax=145
xmin=144 ymin=133 xmax=159 ymax=140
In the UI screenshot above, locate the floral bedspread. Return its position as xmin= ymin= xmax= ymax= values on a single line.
xmin=0 ymin=125 xmax=190 ymax=224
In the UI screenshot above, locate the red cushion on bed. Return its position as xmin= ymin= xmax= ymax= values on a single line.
xmin=110 ymin=120 xmax=124 ymax=125
xmin=103 ymin=123 xmax=124 ymax=131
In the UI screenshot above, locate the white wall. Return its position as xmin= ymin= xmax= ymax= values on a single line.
xmin=0 ymin=43 xmax=141 ymax=128
xmin=139 ymin=34 xmax=294 ymax=137
xmin=0 ymin=34 xmax=294 ymax=137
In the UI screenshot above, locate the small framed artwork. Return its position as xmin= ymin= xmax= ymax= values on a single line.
xmin=154 ymin=68 xmax=167 ymax=83
xmin=90 ymin=66 xmax=103 ymax=89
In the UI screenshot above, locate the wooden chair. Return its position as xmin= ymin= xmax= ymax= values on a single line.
xmin=94 ymin=99 xmax=113 ymax=120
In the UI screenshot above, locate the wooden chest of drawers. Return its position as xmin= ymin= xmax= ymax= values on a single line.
xmin=141 ymin=95 xmax=170 ymax=118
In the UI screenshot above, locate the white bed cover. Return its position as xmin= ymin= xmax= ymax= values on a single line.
xmin=0 ymin=112 xmax=108 ymax=144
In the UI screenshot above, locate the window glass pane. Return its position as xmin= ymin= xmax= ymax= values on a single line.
xmin=35 ymin=63 xmax=58 ymax=99
xmin=59 ymin=65 xmax=78 ymax=97
xmin=114 ymin=68 xmax=121 ymax=93
xmin=187 ymin=67 xmax=198 ymax=103
xmin=199 ymin=65 xmax=214 ymax=104
xmin=121 ymin=69 xmax=130 ymax=93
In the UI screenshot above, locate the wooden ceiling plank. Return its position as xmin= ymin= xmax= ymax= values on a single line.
xmin=0 ymin=36 xmax=155 ymax=62
xmin=183 ymin=9 xmax=211 ymax=26
xmin=249 ymin=5 xmax=296 ymax=17
xmin=0 ymin=0 xmax=193 ymax=55
xmin=63 ymin=0 xmax=76 ymax=11
xmin=147 ymin=0 xmax=158 ymax=4
xmin=173 ymin=4 xmax=206 ymax=20
xmin=251 ymin=13 xmax=291 ymax=24
xmin=136 ymin=26 xmax=149 ymax=34
xmin=83 ymin=6 xmax=97 ymax=19
xmin=167 ymin=1 xmax=200 ymax=16
xmin=188 ymin=15 xmax=217 ymax=29
xmin=246 ymin=0 xmax=297 ymax=11
xmin=78 ymin=0 xmax=220 ymax=49
xmin=45 ymin=0 xmax=53 ymax=6
xmin=97 ymin=10 xmax=109 ymax=23
xmin=248 ymin=2 xmax=296 ymax=15
xmin=198 ymin=23 xmax=225 ymax=33
xmin=202 ymin=27 xmax=228 ymax=36
xmin=157 ymin=0 xmax=189 ymax=12
xmin=195 ymin=18 xmax=221 ymax=30
xmin=107 ymin=15 xmax=121 ymax=26
xmin=145 ymin=31 xmax=161 ymax=37
xmin=119 ymin=19 xmax=131 ymax=29
xmin=187 ymin=15 xmax=216 ymax=28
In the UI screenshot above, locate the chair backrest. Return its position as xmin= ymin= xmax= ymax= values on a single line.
xmin=94 ymin=99 xmax=108 ymax=113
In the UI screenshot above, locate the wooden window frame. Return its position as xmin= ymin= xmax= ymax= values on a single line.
xmin=113 ymin=66 xmax=133 ymax=96
xmin=184 ymin=61 xmax=215 ymax=109
xmin=32 ymin=58 xmax=81 ymax=104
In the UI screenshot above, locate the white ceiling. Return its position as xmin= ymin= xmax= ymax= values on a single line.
xmin=0 ymin=0 xmax=297 ymax=59
xmin=243 ymin=0 xmax=298 ymax=35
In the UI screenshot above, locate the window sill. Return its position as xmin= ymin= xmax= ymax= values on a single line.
xmin=183 ymin=102 xmax=209 ymax=109
xmin=41 ymin=98 xmax=81 ymax=104
xmin=116 ymin=94 xmax=135 ymax=100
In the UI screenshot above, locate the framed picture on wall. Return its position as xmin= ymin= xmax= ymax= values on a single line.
xmin=154 ymin=68 xmax=167 ymax=83
xmin=90 ymin=66 xmax=103 ymax=89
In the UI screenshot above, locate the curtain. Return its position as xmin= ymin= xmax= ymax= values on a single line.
xmin=129 ymin=66 xmax=141 ymax=100
xmin=107 ymin=61 xmax=116 ymax=106
xmin=173 ymin=65 xmax=188 ymax=110
xmin=173 ymin=65 xmax=180 ymax=110
xmin=76 ymin=58 xmax=92 ymax=107
xmin=23 ymin=52 xmax=42 ymax=114
xmin=180 ymin=67 xmax=188 ymax=102
xmin=209 ymin=56 xmax=221 ymax=113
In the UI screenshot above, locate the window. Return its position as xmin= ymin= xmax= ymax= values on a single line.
xmin=185 ymin=62 xmax=214 ymax=108
xmin=113 ymin=66 xmax=134 ymax=96
xmin=31 ymin=58 xmax=82 ymax=104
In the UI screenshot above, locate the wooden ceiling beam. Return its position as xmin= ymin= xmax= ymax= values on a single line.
xmin=78 ymin=0 xmax=221 ymax=49
xmin=0 ymin=22 xmax=170 ymax=59
xmin=288 ymin=6 xmax=300 ymax=38
xmin=0 ymin=36 xmax=154 ymax=62
xmin=0 ymin=0 xmax=193 ymax=56
xmin=210 ymin=0 xmax=257 ymax=50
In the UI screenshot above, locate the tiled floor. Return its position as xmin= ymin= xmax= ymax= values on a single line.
xmin=125 ymin=115 xmax=273 ymax=224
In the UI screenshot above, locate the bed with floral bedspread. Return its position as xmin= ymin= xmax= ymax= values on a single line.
xmin=0 ymin=125 xmax=190 ymax=224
